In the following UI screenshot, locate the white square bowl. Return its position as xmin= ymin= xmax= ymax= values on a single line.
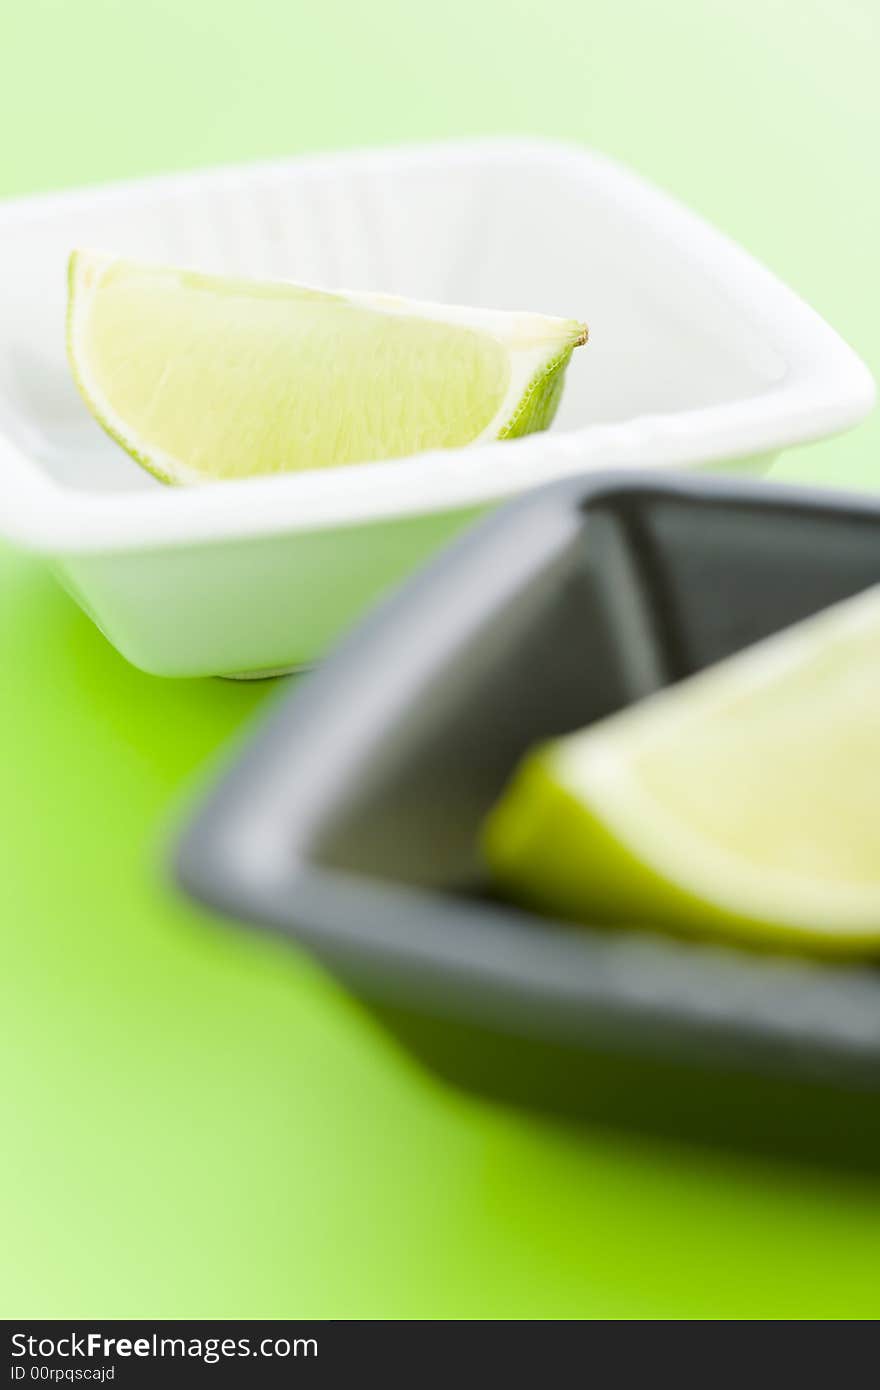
xmin=0 ymin=138 xmax=873 ymax=677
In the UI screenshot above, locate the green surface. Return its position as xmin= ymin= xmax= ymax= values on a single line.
xmin=2 ymin=0 xmax=879 ymax=1320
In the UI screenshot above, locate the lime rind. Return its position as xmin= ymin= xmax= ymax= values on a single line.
xmin=499 ymin=335 xmax=584 ymax=439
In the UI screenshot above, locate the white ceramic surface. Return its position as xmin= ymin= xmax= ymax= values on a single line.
xmin=0 ymin=139 xmax=873 ymax=676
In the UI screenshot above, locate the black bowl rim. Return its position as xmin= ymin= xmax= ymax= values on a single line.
xmin=175 ymin=469 xmax=880 ymax=1083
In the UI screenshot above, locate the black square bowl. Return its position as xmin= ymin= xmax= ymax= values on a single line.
xmin=176 ymin=472 xmax=880 ymax=1163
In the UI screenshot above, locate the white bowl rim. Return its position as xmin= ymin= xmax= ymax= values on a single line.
xmin=0 ymin=136 xmax=874 ymax=555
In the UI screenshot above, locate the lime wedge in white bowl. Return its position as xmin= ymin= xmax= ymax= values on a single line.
xmin=485 ymin=584 xmax=880 ymax=955
xmin=67 ymin=250 xmax=587 ymax=485
xmin=0 ymin=140 xmax=871 ymax=679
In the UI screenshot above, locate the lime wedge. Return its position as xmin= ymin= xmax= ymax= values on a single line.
xmin=67 ymin=250 xmax=587 ymax=484
xmin=484 ymin=587 xmax=880 ymax=954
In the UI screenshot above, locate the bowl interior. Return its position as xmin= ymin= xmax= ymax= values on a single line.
xmin=0 ymin=145 xmax=785 ymax=495
xmin=306 ymin=483 xmax=880 ymax=891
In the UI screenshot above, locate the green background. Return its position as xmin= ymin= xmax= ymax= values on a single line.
xmin=2 ymin=0 xmax=879 ymax=1319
